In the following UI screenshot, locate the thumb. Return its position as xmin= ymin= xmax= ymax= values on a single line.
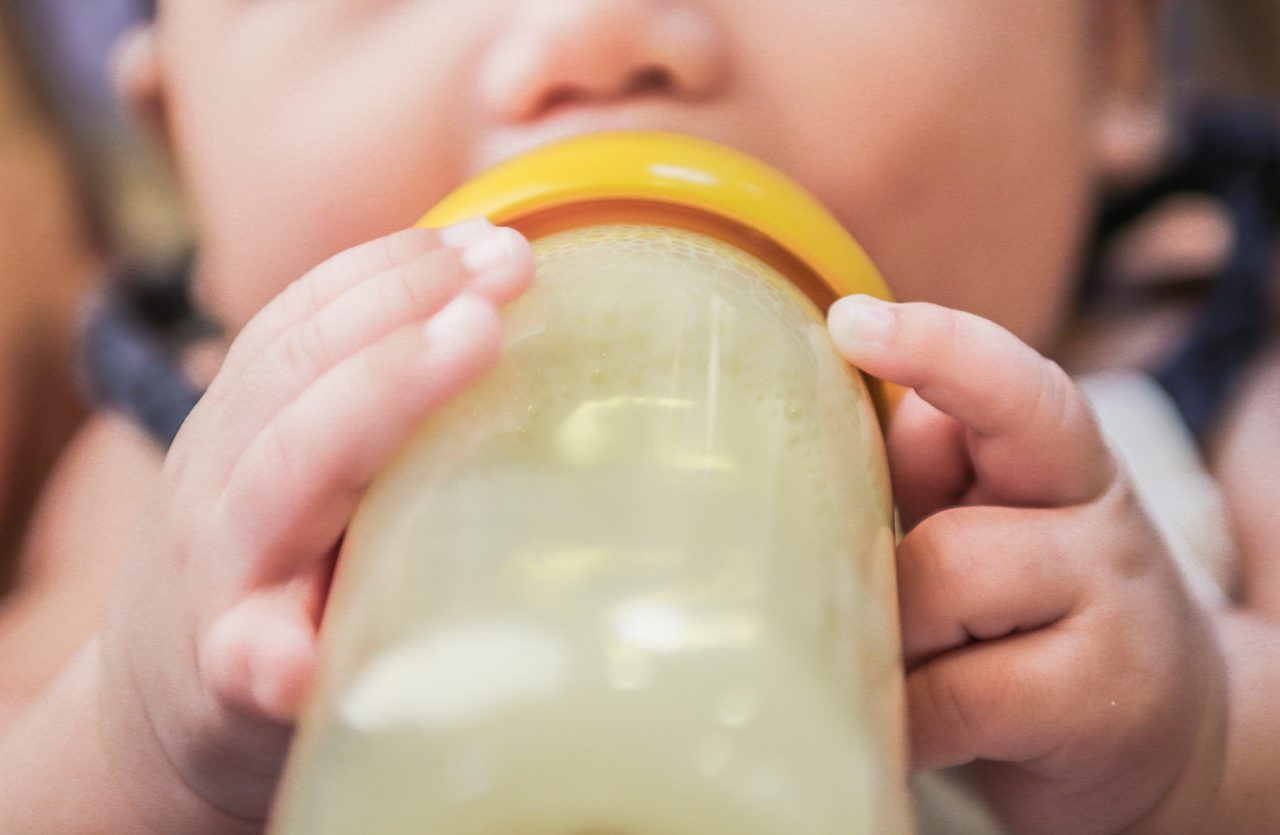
xmin=828 ymin=296 xmax=1114 ymax=508
xmin=201 ymin=570 xmax=328 ymax=724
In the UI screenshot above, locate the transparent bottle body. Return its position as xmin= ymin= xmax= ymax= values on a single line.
xmin=271 ymin=224 xmax=910 ymax=834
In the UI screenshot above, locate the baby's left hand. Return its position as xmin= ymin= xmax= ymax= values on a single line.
xmin=829 ymin=297 xmax=1227 ymax=835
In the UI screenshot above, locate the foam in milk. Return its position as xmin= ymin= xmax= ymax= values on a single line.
xmin=270 ymin=225 xmax=905 ymax=834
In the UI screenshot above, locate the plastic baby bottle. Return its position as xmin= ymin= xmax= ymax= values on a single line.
xmin=270 ymin=132 xmax=912 ymax=835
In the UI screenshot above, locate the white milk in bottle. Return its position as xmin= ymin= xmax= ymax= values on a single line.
xmin=270 ymin=133 xmax=912 ymax=835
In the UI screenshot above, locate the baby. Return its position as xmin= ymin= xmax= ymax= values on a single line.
xmin=3 ymin=1 xmax=1278 ymax=833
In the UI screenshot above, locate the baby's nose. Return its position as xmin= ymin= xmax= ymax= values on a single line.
xmin=480 ymin=0 xmax=728 ymax=123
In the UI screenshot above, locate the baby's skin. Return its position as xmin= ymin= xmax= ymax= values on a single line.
xmin=4 ymin=1 xmax=1280 ymax=833
xmin=830 ymin=295 xmax=1226 ymax=833
xmin=0 ymin=222 xmax=1236 ymax=834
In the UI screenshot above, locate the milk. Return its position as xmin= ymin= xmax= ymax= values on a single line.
xmin=270 ymin=225 xmax=907 ymax=834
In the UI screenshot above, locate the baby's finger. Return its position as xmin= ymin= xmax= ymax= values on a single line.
xmin=213 ymin=227 xmax=532 ymax=455
xmin=283 ymin=226 xmax=530 ymax=372
xmin=907 ymin=628 xmax=1087 ymax=771
xmin=200 ymin=566 xmax=329 ymax=723
xmin=897 ymin=505 xmax=1085 ymax=670
xmin=884 ymin=390 xmax=969 ymax=529
xmin=829 ymin=297 xmax=1114 ymax=507
xmin=225 ymin=219 xmax=493 ymax=370
xmin=219 ymin=294 xmax=503 ymax=580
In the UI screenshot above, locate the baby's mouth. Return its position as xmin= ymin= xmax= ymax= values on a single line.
xmin=468 ymin=101 xmax=741 ymax=178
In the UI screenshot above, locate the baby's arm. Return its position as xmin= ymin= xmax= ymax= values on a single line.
xmin=1207 ymin=612 xmax=1280 ymax=831
xmin=0 ymin=219 xmax=534 ymax=833
xmin=829 ymin=297 xmax=1230 ymax=834
xmin=1197 ymin=348 xmax=1280 ymax=829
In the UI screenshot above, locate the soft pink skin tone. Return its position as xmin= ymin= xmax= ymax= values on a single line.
xmin=830 ymin=297 xmax=1226 ymax=834
xmin=159 ymin=2 xmax=1095 ymax=349
xmin=2 ymin=220 xmax=537 ymax=833
xmin=2 ymin=1 xmax=1278 ymax=833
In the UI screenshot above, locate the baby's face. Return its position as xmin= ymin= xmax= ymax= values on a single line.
xmin=157 ymin=1 xmax=1105 ymax=348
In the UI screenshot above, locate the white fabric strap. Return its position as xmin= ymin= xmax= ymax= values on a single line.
xmin=1078 ymin=372 xmax=1236 ymax=606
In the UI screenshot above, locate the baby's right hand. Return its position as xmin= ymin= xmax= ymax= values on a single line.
xmin=96 ymin=220 xmax=534 ymax=832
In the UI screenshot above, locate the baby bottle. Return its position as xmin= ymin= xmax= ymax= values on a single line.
xmin=270 ymin=132 xmax=912 ymax=835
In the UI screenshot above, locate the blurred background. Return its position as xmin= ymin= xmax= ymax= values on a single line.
xmin=0 ymin=0 xmax=1276 ymax=569
xmin=1192 ymin=0 xmax=1280 ymax=103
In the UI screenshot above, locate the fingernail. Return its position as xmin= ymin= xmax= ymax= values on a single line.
xmin=438 ymin=216 xmax=493 ymax=248
xmin=460 ymin=227 xmax=526 ymax=273
xmin=828 ymin=295 xmax=893 ymax=355
xmin=422 ymin=293 xmax=494 ymax=343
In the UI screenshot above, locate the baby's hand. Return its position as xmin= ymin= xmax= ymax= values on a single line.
xmin=97 ymin=220 xmax=534 ymax=832
xmin=829 ymin=297 xmax=1226 ymax=835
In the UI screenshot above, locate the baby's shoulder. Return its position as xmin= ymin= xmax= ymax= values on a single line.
xmin=22 ymin=410 xmax=163 ymax=576
xmin=3 ymin=411 xmax=164 ymax=709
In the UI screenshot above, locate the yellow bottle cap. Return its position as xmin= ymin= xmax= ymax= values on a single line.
xmin=418 ymin=131 xmax=899 ymax=415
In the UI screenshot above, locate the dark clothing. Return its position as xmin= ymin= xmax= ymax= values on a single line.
xmin=79 ymin=257 xmax=213 ymax=447
xmin=1084 ymin=103 xmax=1280 ymax=442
